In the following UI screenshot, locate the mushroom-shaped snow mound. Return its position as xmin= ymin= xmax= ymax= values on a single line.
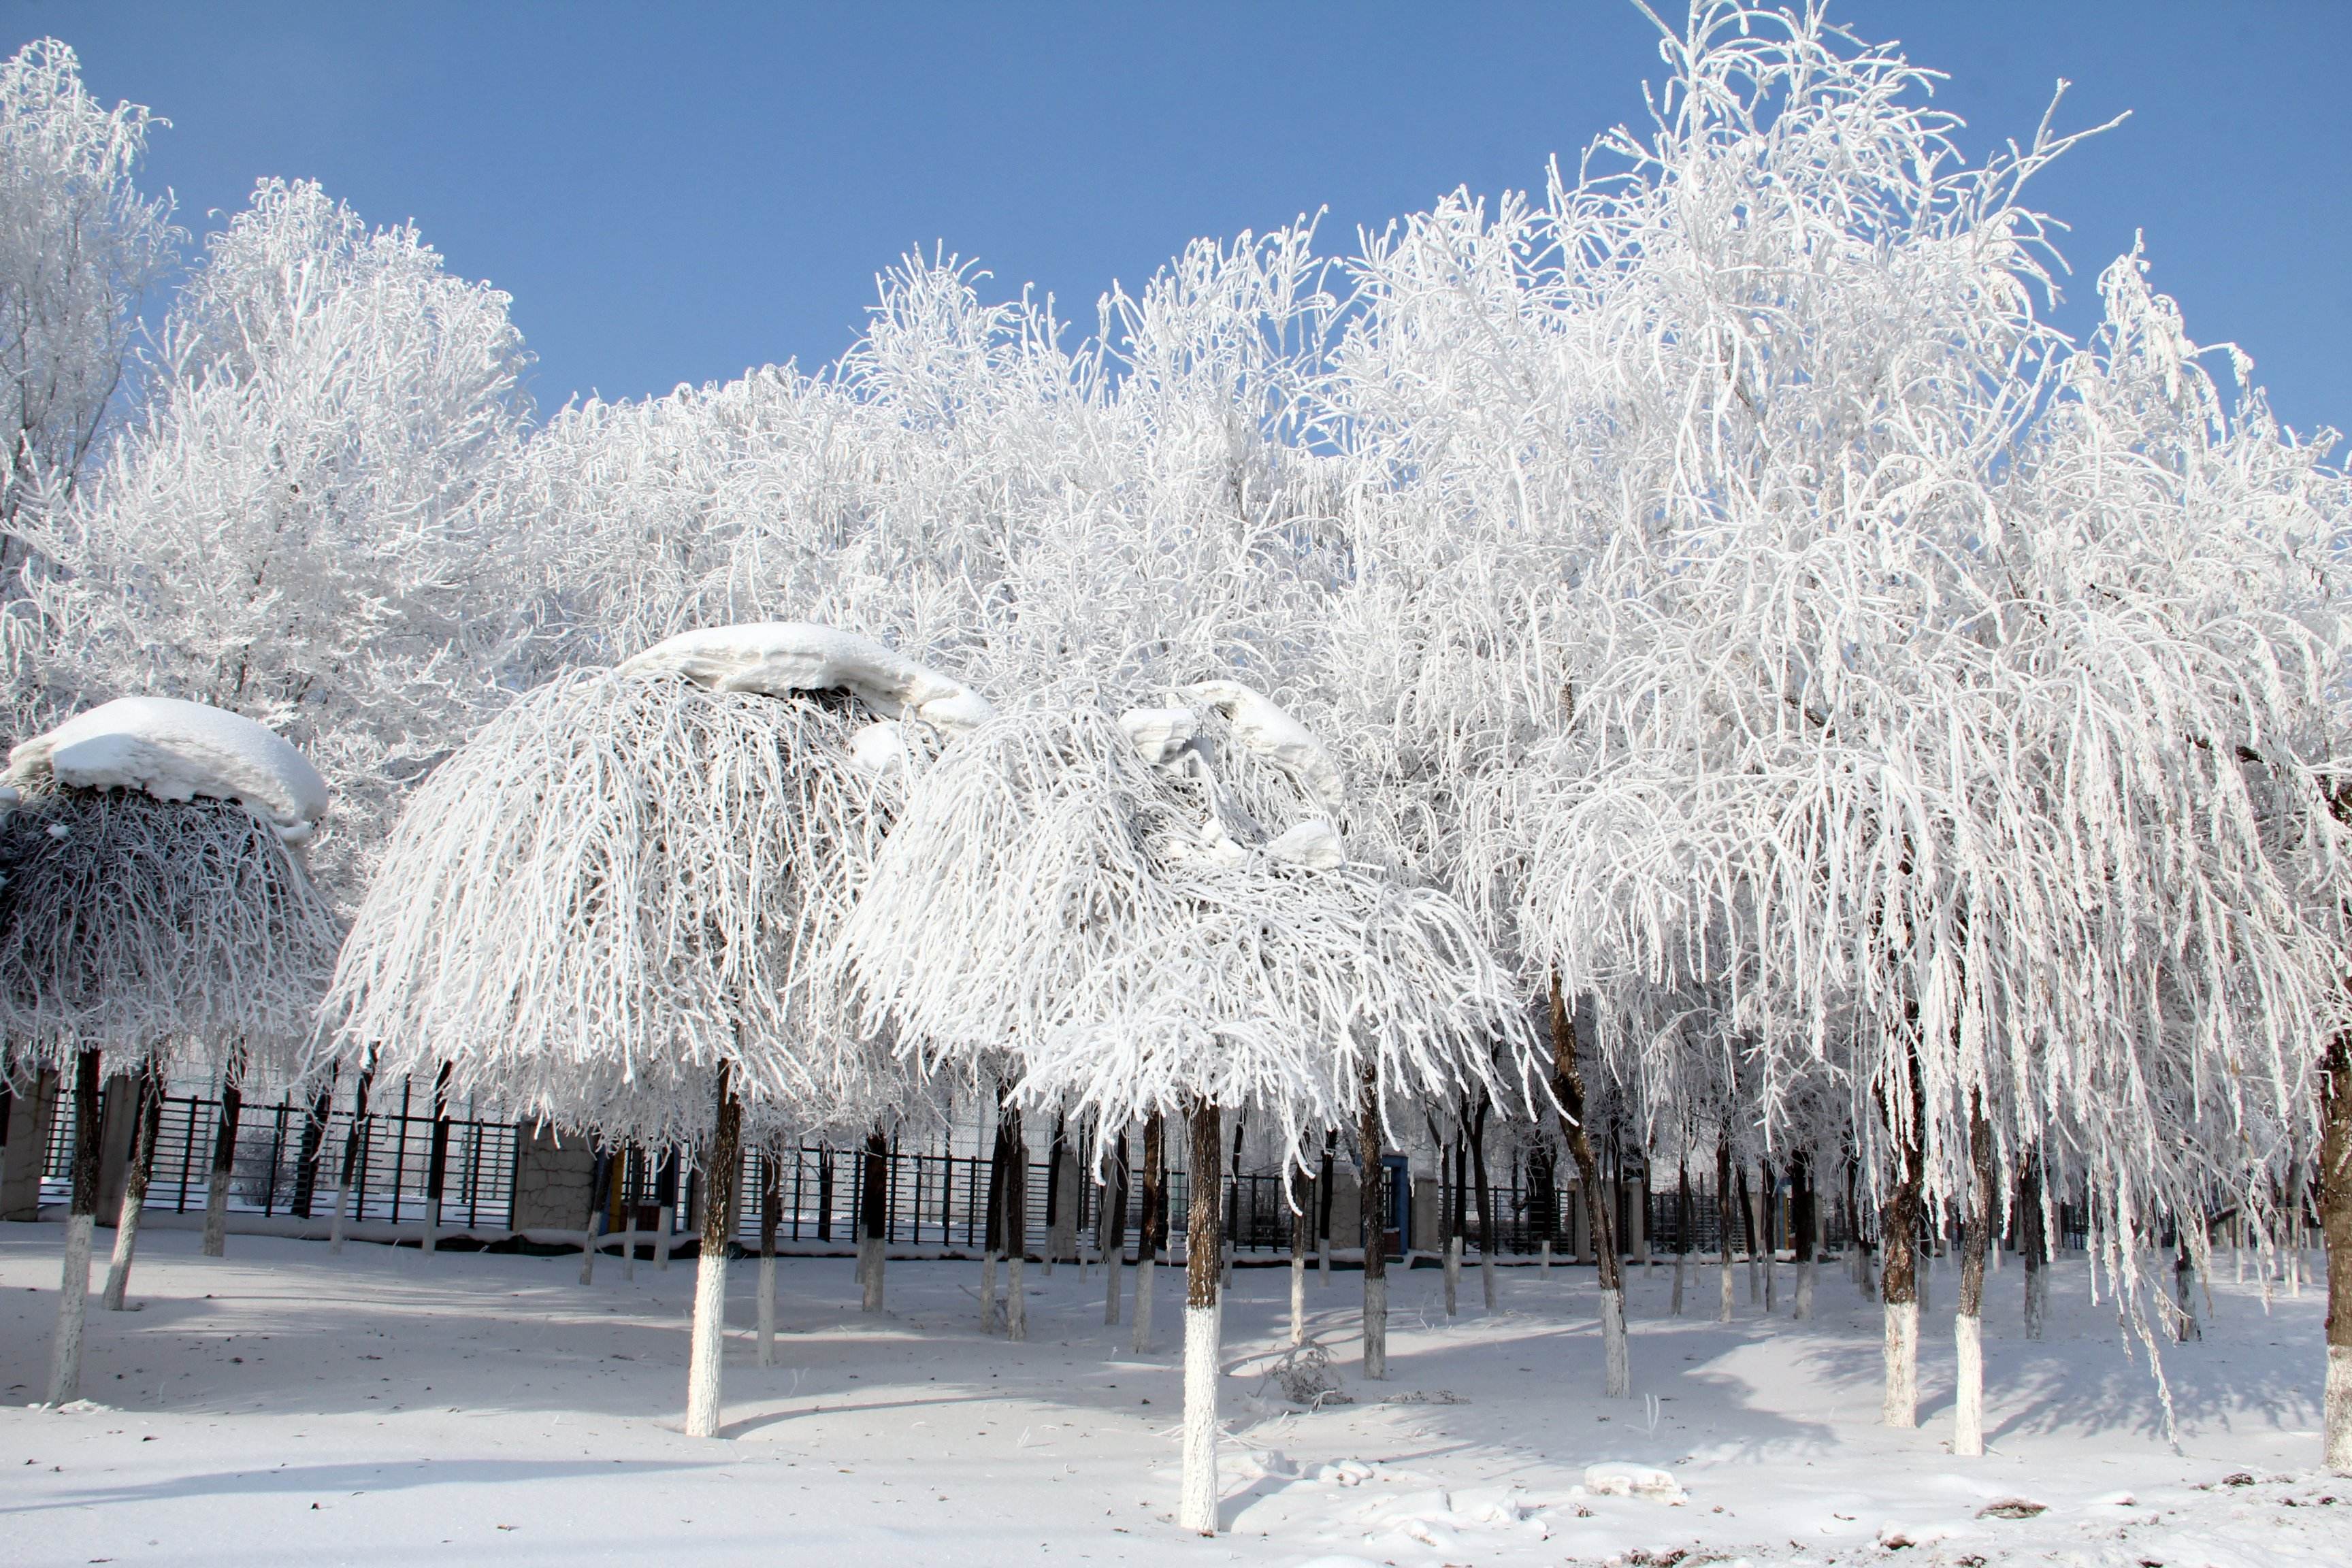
xmin=7 ymin=696 xmax=329 ymax=843
xmin=620 ymin=622 xmax=994 ymax=736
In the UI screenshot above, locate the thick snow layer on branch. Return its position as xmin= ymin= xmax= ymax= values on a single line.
xmin=1179 ymin=681 xmax=1343 ymax=808
xmin=7 ymin=697 xmax=329 ymax=842
xmin=619 ymin=623 xmax=994 ymax=736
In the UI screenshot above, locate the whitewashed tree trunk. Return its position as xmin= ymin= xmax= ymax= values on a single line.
xmin=1006 ymin=1254 xmax=1026 ymax=1341
xmin=1540 ymin=1237 xmax=1552 ymax=1277
xmin=48 ymin=1051 xmax=103 ymax=1405
xmin=1132 ymin=1254 xmax=1156 ymax=1352
xmin=683 ymin=1067 xmax=740 ymax=1439
xmin=1442 ymin=1233 xmax=1460 ymax=1318
xmin=1600 ymin=1285 xmax=1629 ymax=1399
xmin=200 ymin=1049 xmax=246 ymax=1258
xmin=2173 ymin=1242 xmax=2200 ymax=1342
xmin=421 ymin=1198 xmax=440 ymax=1256
xmin=1954 ymin=1102 xmax=1994 ymax=1456
xmin=1179 ymin=1101 xmax=1224 ymax=1535
xmin=102 ymin=1069 xmax=160 ymax=1311
xmin=1796 ymin=1258 xmax=1816 ymax=1320
xmin=1884 ymin=1300 xmax=1920 ymax=1428
xmin=578 ymin=1148 xmax=604 ymax=1286
xmin=1102 ymin=1128 xmax=1128 ymax=1326
xmin=982 ymin=1252 xmax=1000 ymax=1333
xmin=860 ymin=1130 xmax=887 ymax=1313
xmin=1288 ymin=1168 xmax=1308 ymax=1346
xmin=2321 ymin=1035 xmax=2351 ymax=1473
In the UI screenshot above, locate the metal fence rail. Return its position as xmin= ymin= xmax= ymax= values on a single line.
xmin=42 ymin=1088 xmax=517 ymax=1230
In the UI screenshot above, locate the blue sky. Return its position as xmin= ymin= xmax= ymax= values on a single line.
xmin=10 ymin=1 xmax=2348 ymax=441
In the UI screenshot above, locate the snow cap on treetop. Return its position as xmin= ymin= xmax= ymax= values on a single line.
xmin=619 ymin=622 xmax=995 ymax=734
xmin=1178 ymin=679 xmax=1343 ymax=808
xmin=6 ymin=696 xmax=330 ymax=843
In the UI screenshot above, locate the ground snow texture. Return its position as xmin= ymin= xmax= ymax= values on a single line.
xmin=1 ymin=1228 xmax=2341 ymax=1567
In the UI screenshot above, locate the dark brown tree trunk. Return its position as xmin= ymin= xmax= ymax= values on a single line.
xmin=101 ymin=1066 xmax=163 ymax=1311
xmin=1880 ymin=1050 xmax=1927 ymax=1427
xmin=1132 ymin=1111 xmax=1166 ymax=1354
xmin=1358 ymin=1062 xmax=1389 ymax=1379
xmin=1549 ymin=975 xmax=1625 ymax=1394
xmin=860 ymin=1125 xmax=889 ymax=1311
xmin=2318 ymin=1030 xmax=2351 ymax=1473
xmin=2019 ymin=1151 xmax=2048 ymax=1340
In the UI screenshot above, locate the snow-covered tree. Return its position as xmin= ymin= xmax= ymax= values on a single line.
xmin=0 ymin=38 xmax=176 ymax=559
xmin=24 ymin=178 xmax=537 ymax=892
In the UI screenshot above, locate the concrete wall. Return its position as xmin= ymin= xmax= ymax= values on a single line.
xmin=511 ymin=1122 xmax=598 ymax=1232
xmin=0 ymin=1070 xmax=59 ymax=1222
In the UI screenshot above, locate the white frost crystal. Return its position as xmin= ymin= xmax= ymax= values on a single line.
xmin=1179 ymin=680 xmax=1343 ymax=808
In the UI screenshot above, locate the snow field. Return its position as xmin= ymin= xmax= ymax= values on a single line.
xmin=3 ymin=1228 xmax=2340 ymax=1567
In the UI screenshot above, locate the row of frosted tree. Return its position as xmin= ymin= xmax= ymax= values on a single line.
xmin=2 ymin=2 xmax=2349 ymax=1514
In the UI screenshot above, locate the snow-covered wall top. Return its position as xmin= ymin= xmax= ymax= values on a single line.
xmin=617 ymin=622 xmax=995 ymax=735
xmin=6 ymin=696 xmax=330 ymax=842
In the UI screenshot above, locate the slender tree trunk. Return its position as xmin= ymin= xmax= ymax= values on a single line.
xmin=101 ymin=1066 xmax=162 ymax=1311
xmin=1470 ymin=1099 xmax=1497 ymax=1311
xmin=1104 ymin=1128 xmax=1129 ymax=1326
xmin=1955 ymin=1098 xmax=1995 ymax=1456
xmin=1288 ymin=1160 xmax=1308 ymax=1346
xmin=684 ymin=1063 xmax=740 ymax=1438
xmin=2317 ymin=1030 xmax=2351 ymax=1474
xmin=1759 ymin=1158 xmax=1778 ymax=1311
xmin=1550 ymin=975 xmax=1626 ymax=1395
xmin=46 ymin=1049 xmax=103 ymax=1404
xmin=1045 ymin=1114 xmax=1073 ymax=1277
xmin=1717 ymin=1136 xmax=1736 ymax=1323
xmin=982 ymin=1119 xmax=1007 ymax=1333
xmin=2019 ymin=1153 xmax=2048 ymax=1341
xmin=2174 ymin=1232 xmax=2201 ymax=1343
xmin=330 ymin=1065 xmax=372 ymax=1254
xmin=1881 ymin=1052 xmax=1927 ymax=1428
xmin=578 ymin=1145 xmax=603 ymax=1286
xmin=1740 ymin=1159 xmax=1760 ymax=1305
xmin=621 ymin=1146 xmax=640 ymax=1281
xmin=757 ymin=1147 xmax=781 ymax=1366
xmin=1441 ymin=1126 xmax=1462 ymax=1319
xmin=201 ymin=1047 xmax=246 ymax=1258
xmin=655 ymin=1149 xmax=675 ymax=1270
xmin=422 ymin=1062 xmax=453 ymax=1253
xmin=860 ymin=1126 xmax=888 ymax=1312
xmin=1671 ymin=1157 xmax=1689 ymax=1316
xmin=291 ymin=1075 xmax=333 ymax=1220
xmin=1318 ymin=1130 xmax=1335 ymax=1281
xmin=1004 ymin=1107 xmax=1028 ymax=1342
xmin=1358 ymin=1063 xmax=1389 ymax=1381
xmin=1132 ymin=1112 xmax=1165 ymax=1354
xmin=1793 ymin=1149 xmax=1818 ymax=1321
xmin=1179 ymin=1098 xmax=1223 ymax=1535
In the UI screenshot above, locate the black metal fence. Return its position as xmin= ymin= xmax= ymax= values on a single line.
xmin=42 ymin=1088 xmax=517 ymax=1229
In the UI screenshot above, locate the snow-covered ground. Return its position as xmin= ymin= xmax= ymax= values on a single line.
xmin=1 ymin=1226 xmax=2340 ymax=1567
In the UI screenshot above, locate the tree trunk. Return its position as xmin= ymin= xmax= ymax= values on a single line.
xmin=1740 ymin=1159 xmax=1760 ymax=1305
xmin=2317 ymin=1030 xmax=2350 ymax=1474
xmin=1104 ymin=1128 xmax=1129 ymax=1326
xmin=757 ymin=1147 xmax=781 ymax=1366
xmin=621 ymin=1146 xmax=640 ymax=1281
xmin=2174 ymin=1234 xmax=2201 ymax=1343
xmin=1004 ymin=1107 xmax=1028 ymax=1342
xmin=685 ymin=1062 xmax=741 ymax=1439
xmin=330 ymin=1065 xmax=371 ymax=1254
xmin=422 ymin=1062 xmax=452 ymax=1254
xmin=1288 ymin=1160 xmax=1308 ymax=1346
xmin=1881 ymin=1053 xmax=1927 ymax=1428
xmin=1471 ymin=1102 xmax=1497 ymax=1311
xmin=101 ymin=1065 xmax=163 ymax=1311
xmin=982 ymin=1117 xmax=1008 ymax=1333
xmin=1179 ymin=1098 xmax=1223 ymax=1536
xmin=860 ymin=1126 xmax=888 ymax=1312
xmin=201 ymin=1047 xmax=247 ymax=1258
xmin=2019 ymin=1153 xmax=2048 ymax=1341
xmin=1441 ymin=1126 xmax=1462 ymax=1319
xmin=46 ymin=1049 xmax=103 ymax=1404
xmin=1358 ymin=1063 xmax=1389 ymax=1382
xmin=654 ymin=1149 xmax=676 ymax=1271
xmin=1717 ymin=1136 xmax=1736 ymax=1323
xmin=1318 ymin=1130 xmax=1335 ymax=1281
xmin=1955 ymin=1098 xmax=1994 ymax=1456
xmin=1045 ymin=1114 xmax=1073 ymax=1277
xmin=578 ymin=1145 xmax=604 ymax=1286
xmin=1550 ymin=975 xmax=1626 ymax=1395
xmin=1759 ymin=1158 xmax=1778 ymax=1311
xmin=1671 ymin=1157 xmax=1689 ymax=1316
xmin=291 ymin=1074 xmax=333 ymax=1220
xmin=1133 ymin=1112 xmax=1165 ymax=1354
xmin=1792 ymin=1149 xmax=1817 ymax=1321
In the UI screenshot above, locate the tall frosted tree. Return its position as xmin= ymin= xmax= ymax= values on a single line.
xmin=0 ymin=38 xmax=176 ymax=561
xmin=27 ymin=178 xmax=538 ymax=890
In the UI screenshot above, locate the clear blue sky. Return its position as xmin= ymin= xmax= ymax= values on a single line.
xmin=10 ymin=1 xmax=2348 ymax=442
